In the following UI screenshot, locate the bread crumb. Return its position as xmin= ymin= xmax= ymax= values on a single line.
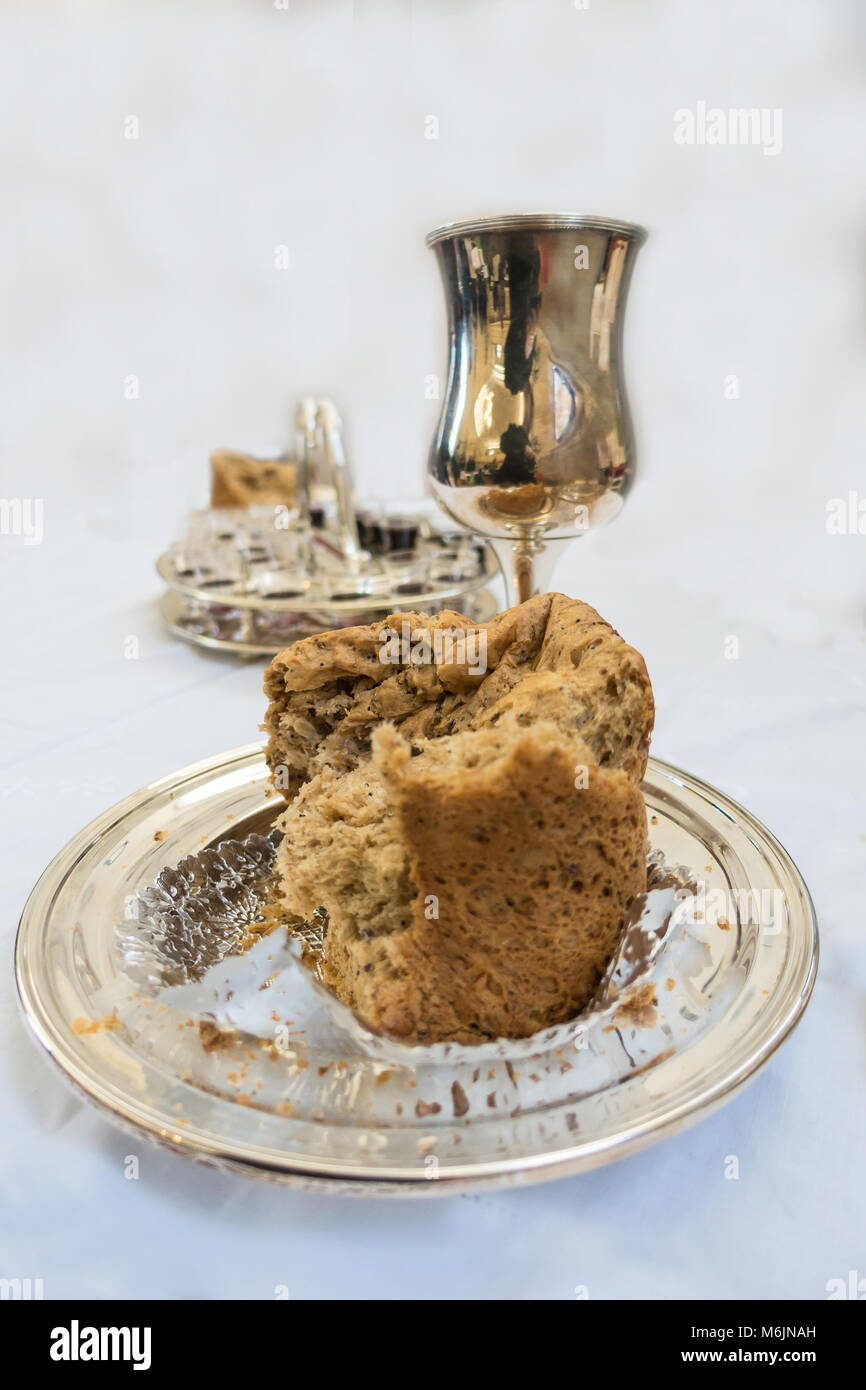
xmin=614 ymin=981 xmax=658 ymax=1029
xmin=199 ymin=1019 xmax=237 ymax=1051
xmin=72 ymin=1014 xmax=120 ymax=1035
xmin=451 ymin=1081 xmax=470 ymax=1117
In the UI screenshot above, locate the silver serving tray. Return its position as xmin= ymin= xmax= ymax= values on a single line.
xmin=15 ymin=746 xmax=818 ymax=1194
xmin=156 ymin=540 xmax=500 ymax=614
xmin=158 ymin=587 xmax=499 ymax=659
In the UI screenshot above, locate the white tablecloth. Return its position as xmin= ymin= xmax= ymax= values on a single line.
xmin=1 ymin=0 xmax=863 ymax=1299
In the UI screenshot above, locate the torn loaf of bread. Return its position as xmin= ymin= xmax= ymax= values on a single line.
xmin=263 ymin=593 xmax=654 ymax=1044
xmin=210 ymin=449 xmax=299 ymax=509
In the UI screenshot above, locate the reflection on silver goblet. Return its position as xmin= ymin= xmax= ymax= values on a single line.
xmin=426 ymin=213 xmax=647 ymax=605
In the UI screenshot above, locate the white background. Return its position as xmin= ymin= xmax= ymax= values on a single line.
xmin=1 ymin=0 xmax=864 ymax=1299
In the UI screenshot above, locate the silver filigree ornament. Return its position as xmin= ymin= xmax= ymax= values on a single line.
xmin=116 ymin=829 xmax=314 ymax=991
xmin=118 ymin=829 xmax=695 ymax=1066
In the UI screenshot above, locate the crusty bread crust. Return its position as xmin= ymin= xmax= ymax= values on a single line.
xmin=263 ymin=593 xmax=654 ymax=1043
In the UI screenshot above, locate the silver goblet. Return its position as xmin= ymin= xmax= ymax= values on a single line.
xmin=426 ymin=213 xmax=647 ymax=605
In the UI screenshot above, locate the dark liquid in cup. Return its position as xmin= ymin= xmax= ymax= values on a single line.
xmin=356 ymin=515 xmax=384 ymax=552
xmin=382 ymin=519 xmax=419 ymax=552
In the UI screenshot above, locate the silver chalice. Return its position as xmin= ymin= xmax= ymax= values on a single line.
xmin=426 ymin=213 xmax=647 ymax=604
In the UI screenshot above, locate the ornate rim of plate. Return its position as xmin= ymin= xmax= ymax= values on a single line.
xmin=15 ymin=745 xmax=818 ymax=1195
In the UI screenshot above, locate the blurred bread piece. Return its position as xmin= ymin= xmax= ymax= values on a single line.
xmin=210 ymin=449 xmax=299 ymax=509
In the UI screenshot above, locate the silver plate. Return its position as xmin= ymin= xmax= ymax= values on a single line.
xmin=15 ymin=746 xmax=818 ymax=1195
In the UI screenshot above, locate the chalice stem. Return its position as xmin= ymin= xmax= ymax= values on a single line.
xmin=490 ymin=535 xmax=570 ymax=606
